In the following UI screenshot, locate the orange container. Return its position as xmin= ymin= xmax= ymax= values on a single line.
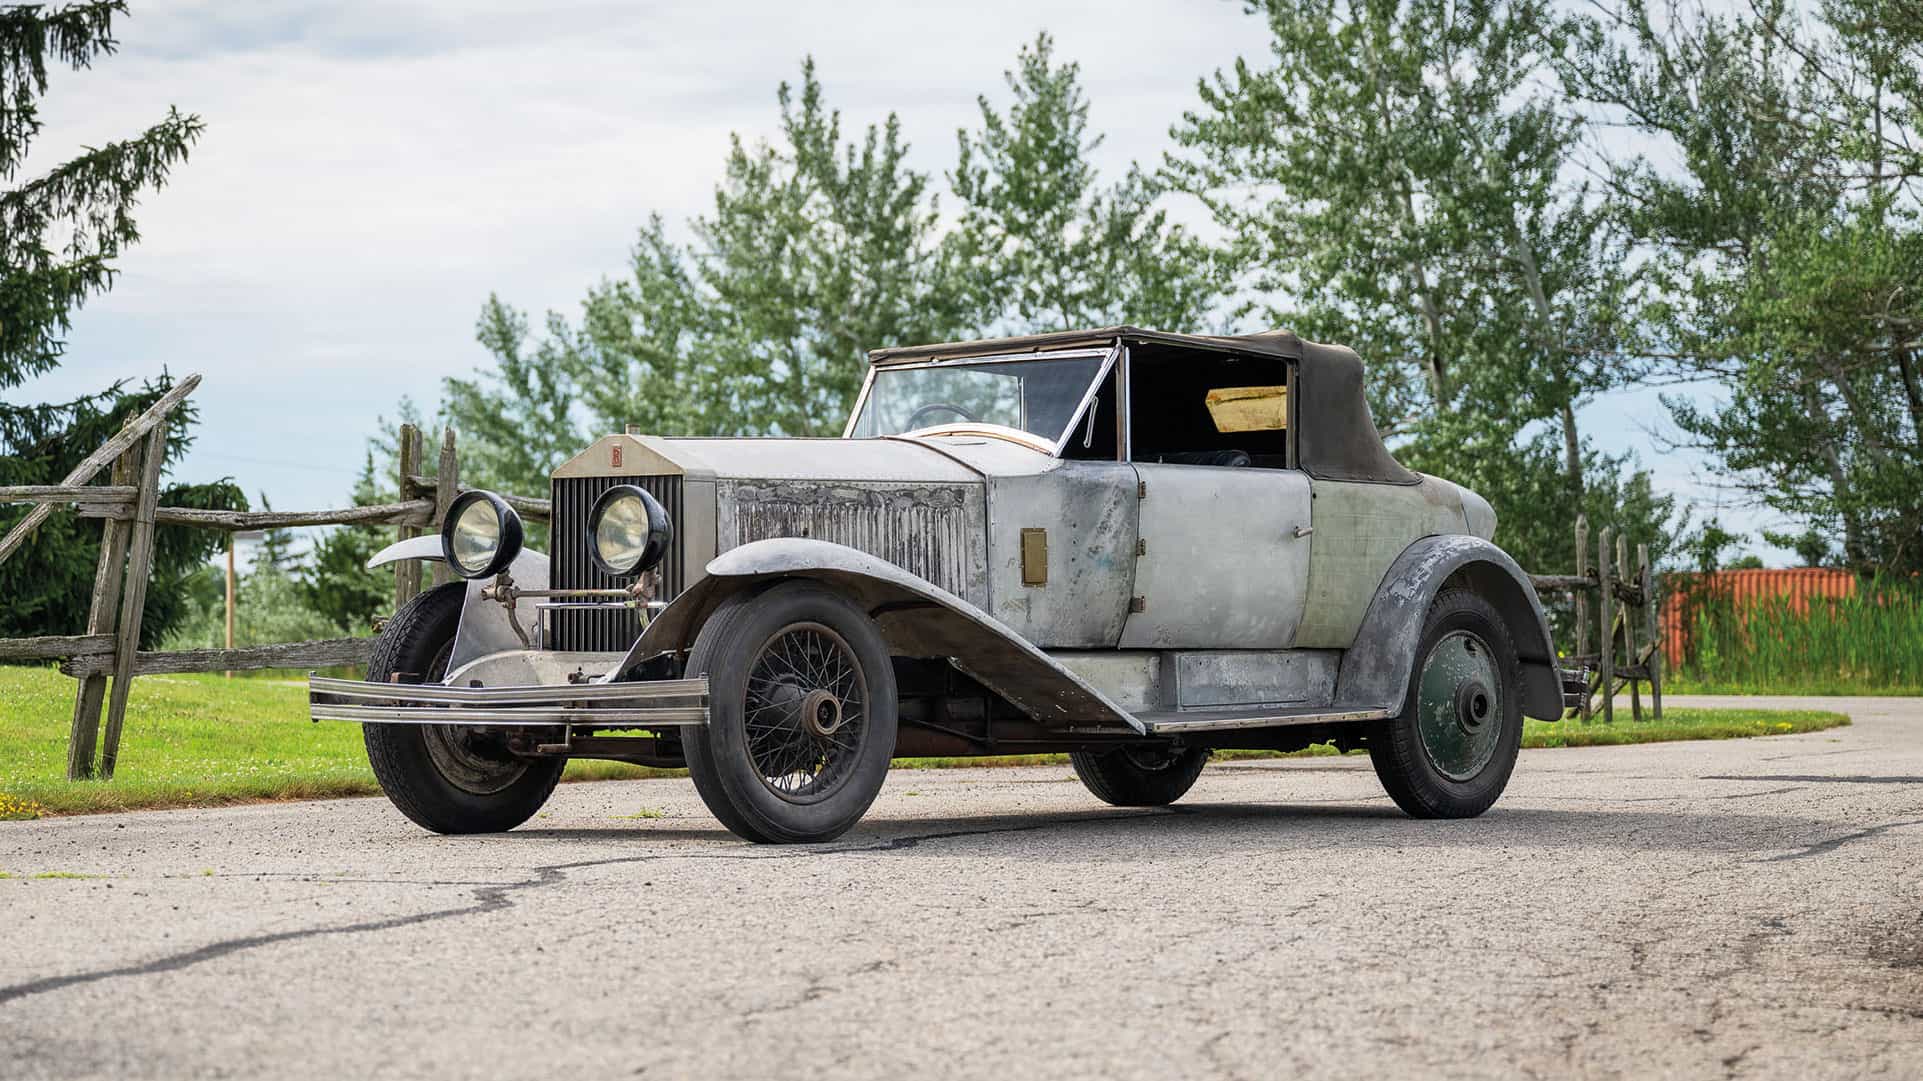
xmin=1660 ymin=568 xmax=1858 ymax=662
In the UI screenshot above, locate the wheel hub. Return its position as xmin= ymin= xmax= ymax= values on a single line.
xmin=423 ymin=724 xmax=529 ymax=795
xmin=800 ymin=689 xmax=845 ymax=736
xmin=742 ymin=622 xmax=869 ymax=804
xmin=1415 ymin=630 xmax=1503 ymax=782
xmin=1453 ymin=679 xmax=1493 ymax=732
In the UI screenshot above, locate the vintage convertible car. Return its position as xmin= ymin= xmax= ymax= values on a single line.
xmin=311 ymin=327 xmax=1575 ymax=843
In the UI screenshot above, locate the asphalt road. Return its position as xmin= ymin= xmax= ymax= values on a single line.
xmin=2 ymin=695 xmax=1919 ymax=1080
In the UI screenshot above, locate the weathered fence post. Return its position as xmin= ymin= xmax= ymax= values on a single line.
xmin=1619 ymin=532 xmax=1643 ymax=722
xmin=1598 ymin=527 xmax=1615 ymax=725
xmin=65 ymin=447 xmax=138 ymax=779
xmin=432 ymin=428 xmax=458 ymax=588
xmin=99 ymin=423 xmax=169 ymax=779
xmin=1641 ymin=543 xmax=1662 ymax=721
xmin=396 ymin=423 xmax=423 ymax=608
xmin=1575 ymin=515 xmax=1590 ymax=723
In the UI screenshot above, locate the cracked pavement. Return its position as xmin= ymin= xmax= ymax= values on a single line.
xmin=2 ymin=694 xmax=1920 ymax=1080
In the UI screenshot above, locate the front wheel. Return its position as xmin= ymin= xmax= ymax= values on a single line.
xmin=362 ymin=583 xmax=564 ymax=834
xmin=681 ymin=581 xmax=900 ymax=844
xmin=1367 ymin=589 xmax=1524 ymax=819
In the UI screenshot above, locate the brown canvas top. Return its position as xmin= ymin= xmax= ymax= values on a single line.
xmin=867 ymin=326 xmax=1417 ymax=485
xmin=866 ymin=325 xmax=1302 ymax=365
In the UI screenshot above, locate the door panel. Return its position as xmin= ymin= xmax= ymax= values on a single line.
xmin=1293 ymin=477 xmax=1467 ymax=648
xmin=1120 ymin=464 xmax=1313 ymax=649
xmin=983 ymin=462 xmax=1140 ymax=648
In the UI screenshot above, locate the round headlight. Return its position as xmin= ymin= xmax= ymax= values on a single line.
xmin=588 ymin=485 xmax=673 ymax=578
xmin=440 ymin=490 xmax=524 ymax=580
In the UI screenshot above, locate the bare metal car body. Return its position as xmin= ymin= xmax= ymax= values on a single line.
xmin=312 ymin=327 xmax=1570 ymax=838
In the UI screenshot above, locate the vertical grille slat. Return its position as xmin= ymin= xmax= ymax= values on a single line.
xmin=550 ymin=474 xmax=684 ymax=652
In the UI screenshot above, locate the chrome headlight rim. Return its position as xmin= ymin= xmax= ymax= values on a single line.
xmin=587 ymin=484 xmax=673 ymax=578
xmin=439 ymin=490 xmax=524 ymax=580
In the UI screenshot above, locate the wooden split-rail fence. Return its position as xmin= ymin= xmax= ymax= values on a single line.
xmin=0 ymin=375 xmax=546 ymax=779
xmin=1 ymin=375 xmax=1661 ymax=783
xmin=1527 ymin=515 xmax=1664 ymax=724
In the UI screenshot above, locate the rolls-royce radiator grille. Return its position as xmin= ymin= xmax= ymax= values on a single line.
xmin=549 ymin=474 xmax=684 ymax=652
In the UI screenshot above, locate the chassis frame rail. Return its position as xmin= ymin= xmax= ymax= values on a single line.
xmin=309 ymin=675 xmax=709 ymax=728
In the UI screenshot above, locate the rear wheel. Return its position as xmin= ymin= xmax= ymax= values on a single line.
xmin=362 ymin=583 xmax=564 ymax=834
xmin=1367 ymin=589 xmax=1523 ymax=818
xmin=1070 ymin=744 xmax=1209 ymax=807
xmin=682 ymin=581 xmax=899 ymax=844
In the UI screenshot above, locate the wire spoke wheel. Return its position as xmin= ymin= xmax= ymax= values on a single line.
xmin=741 ymin=622 xmax=870 ymax=804
xmin=1414 ymin=629 xmax=1503 ymax=783
xmin=683 ymin=582 xmax=900 ymax=843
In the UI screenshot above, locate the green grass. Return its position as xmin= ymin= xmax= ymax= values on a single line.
xmin=0 ymin=665 xmax=1849 ymax=819
xmin=1520 ymin=708 xmax=1845 ymax=746
xmin=0 ymin=665 xmax=669 ymax=817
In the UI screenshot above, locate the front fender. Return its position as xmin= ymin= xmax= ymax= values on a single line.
xmin=1334 ymin=535 xmax=1563 ymax=720
xmin=363 ymin=536 xmax=551 ymax=676
xmin=615 ymin=538 xmax=1142 ymax=733
xmin=365 ymin=535 xmax=445 ymax=569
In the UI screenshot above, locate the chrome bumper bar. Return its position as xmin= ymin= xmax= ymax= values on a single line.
xmin=308 ymin=675 xmax=709 ymax=728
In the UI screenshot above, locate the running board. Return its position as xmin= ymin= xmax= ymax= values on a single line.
xmin=1135 ymin=706 xmax=1392 ymax=734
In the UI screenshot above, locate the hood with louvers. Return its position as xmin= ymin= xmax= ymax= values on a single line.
xmin=548 ymin=435 xmax=1001 ymax=652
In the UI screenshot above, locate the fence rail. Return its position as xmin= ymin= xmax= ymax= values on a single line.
xmin=0 ymin=375 xmax=540 ymax=779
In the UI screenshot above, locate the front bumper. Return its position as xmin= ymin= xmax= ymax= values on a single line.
xmin=309 ymin=675 xmax=709 ymax=728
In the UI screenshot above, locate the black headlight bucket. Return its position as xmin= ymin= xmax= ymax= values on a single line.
xmin=587 ymin=484 xmax=673 ymax=578
xmin=440 ymin=490 xmax=524 ymax=580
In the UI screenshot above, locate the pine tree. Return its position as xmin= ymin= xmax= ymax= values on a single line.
xmin=0 ymin=2 xmax=239 ymax=642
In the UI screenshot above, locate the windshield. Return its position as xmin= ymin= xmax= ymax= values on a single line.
xmin=846 ymin=352 xmax=1108 ymax=446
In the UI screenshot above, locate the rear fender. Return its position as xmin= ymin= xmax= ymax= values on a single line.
xmin=612 ymin=538 xmax=1142 ymax=733
xmin=1335 ymin=535 xmax=1562 ymax=720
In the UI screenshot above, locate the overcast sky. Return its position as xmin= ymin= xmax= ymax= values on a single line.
xmin=18 ymin=0 xmax=1776 ymax=561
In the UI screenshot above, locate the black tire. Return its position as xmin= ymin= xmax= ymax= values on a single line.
xmin=1069 ymin=744 xmax=1209 ymax=807
xmin=362 ymin=582 xmax=564 ymax=834
xmin=1367 ymin=589 xmax=1524 ymax=819
xmin=681 ymin=581 xmax=899 ymax=844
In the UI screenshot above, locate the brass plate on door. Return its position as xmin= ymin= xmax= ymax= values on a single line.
xmin=1020 ymin=528 xmax=1048 ymax=586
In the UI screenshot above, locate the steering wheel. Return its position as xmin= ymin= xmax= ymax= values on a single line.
xmin=906 ymin=402 xmax=979 ymax=428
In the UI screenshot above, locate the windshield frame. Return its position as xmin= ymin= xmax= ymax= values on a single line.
xmin=842 ymin=344 xmax=1119 ymax=455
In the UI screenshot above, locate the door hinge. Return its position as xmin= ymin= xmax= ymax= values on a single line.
xmin=1129 ymin=595 xmax=1147 ymax=613
xmin=1136 ymin=480 xmax=1148 ymax=499
xmin=1136 ymin=538 xmax=1147 ymax=557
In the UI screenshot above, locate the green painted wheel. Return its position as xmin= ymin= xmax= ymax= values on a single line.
xmin=1367 ymin=590 xmax=1524 ymax=819
xmin=1413 ymin=630 xmax=1504 ymax=782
